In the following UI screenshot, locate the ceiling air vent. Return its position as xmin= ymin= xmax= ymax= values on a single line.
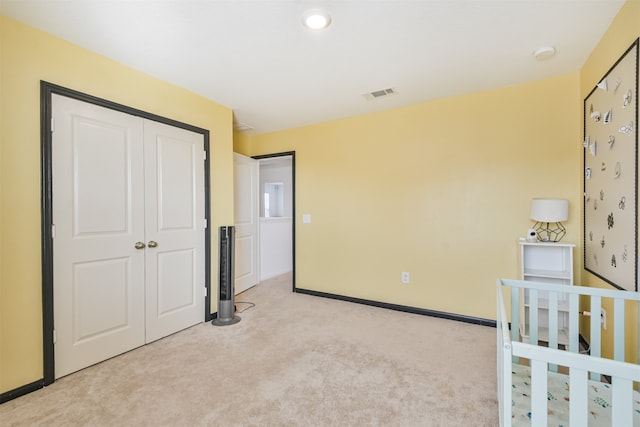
xmin=233 ymin=121 xmax=254 ymax=132
xmin=362 ymin=87 xmax=397 ymax=101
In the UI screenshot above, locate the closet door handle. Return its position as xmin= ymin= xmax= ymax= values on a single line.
xmin=147 ymin=241 xmax=158 ymax=248
xmin=134 ymin=242 xmax=146 ymax=250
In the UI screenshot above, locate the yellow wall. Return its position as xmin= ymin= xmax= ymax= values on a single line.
xmin=234 ymin=132 xmax=252 ymax=157
xmin=238 ymin=73 xmax=581 ymax=320
xmin=579 ymin=0 xmax=640 ymax=363
xmin=0 ymin=16 xmax=234 ymax=393
xmin=3 ymin=0 xmax=638 ymax=398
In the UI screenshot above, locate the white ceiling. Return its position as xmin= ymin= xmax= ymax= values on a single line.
xmin=1 ymin=0 xmax=626 ymax=134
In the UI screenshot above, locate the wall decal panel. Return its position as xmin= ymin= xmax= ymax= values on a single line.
xmin=584 ymin=39 xmax=639 ymax=291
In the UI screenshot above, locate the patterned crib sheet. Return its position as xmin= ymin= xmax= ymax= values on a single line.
xmin=511 ymin=363 xmax=640 ymax=426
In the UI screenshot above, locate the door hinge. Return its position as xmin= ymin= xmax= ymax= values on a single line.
xmin=51 ymin=118 xmax=55 ymax=133
xmin=53 ymin=329 xmax=57 ymax=344
xmin=204 ymin=287 xmax=207 ymax=297
xmin=203 ymin=151 xmax=207 ymax=161
xmin=204 ymin=219 xmax=208 ymax=229
xmin=51 ymin=224 xmax=56 ymax=239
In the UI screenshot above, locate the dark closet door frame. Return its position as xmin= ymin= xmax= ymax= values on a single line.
xmin=252 ymin=151 xmax=296 ymax=292
xmin=40 ymin=81 xmax=212 ymax=386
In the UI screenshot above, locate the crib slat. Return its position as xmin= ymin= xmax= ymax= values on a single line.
xmin=611 ymin=377 xmax=633 ymax=426
xmin=548 ymin=291 xmax=558 ymax=348
xmin=569 ymin=292 xmax=579 ymax=353
xmin=531 ymin=359 xmax=547 ymax=427
xmin=548 ymin=291 xmax=558 ymax=372
xmin=511 ymin=286 xmax=520 ymax=344
xmin=590 ymin=296 xmax=602 ymax=381
xmin=569 ymin=367 xmax=588 ymax=426
xmin=510 ymin=286 xmax=520 ymax=366
xmin=614 ymin=298 xmax=625 ymax=362
xmin=530 ymin=288 xmax=538 ymax=345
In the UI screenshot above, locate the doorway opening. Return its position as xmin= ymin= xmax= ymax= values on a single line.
xmin=253 ymin=152 xmax=296 ymax=291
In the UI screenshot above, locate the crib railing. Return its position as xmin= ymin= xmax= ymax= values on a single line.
xmin=497 ymin=278 xmax=512 ymax=427
xmin=497 ymin=278 xmax=640 ymax=427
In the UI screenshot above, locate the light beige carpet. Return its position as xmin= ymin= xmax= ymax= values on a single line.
xmin=1 ymin=273 xmax=498 ymax=426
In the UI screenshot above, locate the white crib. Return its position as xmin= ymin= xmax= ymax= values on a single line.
xmin=497 ymin=278 xmax=640 ymax=426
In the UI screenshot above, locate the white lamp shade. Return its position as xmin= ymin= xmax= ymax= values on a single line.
xmin=530 ymin=198 xmax=569 ymax=222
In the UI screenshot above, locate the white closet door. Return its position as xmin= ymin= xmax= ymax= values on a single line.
xmin=52 ymin=95 xmax=205 ymax=378
xmin=233 ymin=153 xmax=259 ymax=294
xmin=52 ymin=95 xmax=146 ymax=378
xmin=143 ymin=120 xmax=205 ymax=342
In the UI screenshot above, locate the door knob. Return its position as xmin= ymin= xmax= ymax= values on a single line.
xmin=134 ymin=242 xmax=146 ymax=250
xmin=147 ymin=241 xmax=158 ymax=248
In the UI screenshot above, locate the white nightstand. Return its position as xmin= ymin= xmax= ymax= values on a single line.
xmin=519 ymin=241 xmax=575 ymax=345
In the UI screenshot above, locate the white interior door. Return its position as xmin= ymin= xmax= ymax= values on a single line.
xmin=143 ymin=120 xmax=205 ymax=342
xmin=52 ymin=95 xmax=204 ymax=378
xmin=233 ymin=153 xmax=259 ymax=294
xmin=52 ymin=95 xmax=146 ymax=378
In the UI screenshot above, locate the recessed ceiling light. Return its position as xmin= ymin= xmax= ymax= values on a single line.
xmin=302 ymin=9 xmax=332 ymax=30
xmin=533 ymin=46 xmax=556 ymax=60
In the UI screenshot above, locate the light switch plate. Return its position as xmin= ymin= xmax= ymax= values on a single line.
xmin=303 ymin=214 xmax=311 ymax=224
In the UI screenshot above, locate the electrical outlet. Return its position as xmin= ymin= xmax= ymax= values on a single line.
xmin=401 ymin=272 xmax=410 ymax=284
xmin=601 ymin=308 xmax=607 ymax=330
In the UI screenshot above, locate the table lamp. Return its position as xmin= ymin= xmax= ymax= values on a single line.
xmin=530 ymin=198 xmax=569 ymax=242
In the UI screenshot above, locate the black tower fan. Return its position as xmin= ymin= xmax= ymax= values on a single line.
xmin=212 ymin=226 xmax=241 ymax=326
